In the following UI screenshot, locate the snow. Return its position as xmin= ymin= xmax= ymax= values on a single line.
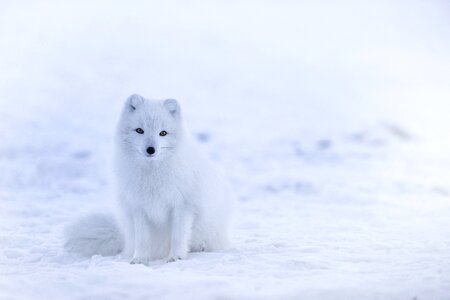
xmin=1 ymin=0 xmax=450 ymax=299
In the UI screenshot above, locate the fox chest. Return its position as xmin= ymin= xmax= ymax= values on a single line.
xmin=130 ymin=177 xmax=187 ymax=222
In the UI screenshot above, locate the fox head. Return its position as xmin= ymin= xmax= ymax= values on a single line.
xmin=116 ymin=94 xmax=184 ymax=161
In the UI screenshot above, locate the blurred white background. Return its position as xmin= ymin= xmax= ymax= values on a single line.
xmin=1 ymin=0 xmax=449 ymax=144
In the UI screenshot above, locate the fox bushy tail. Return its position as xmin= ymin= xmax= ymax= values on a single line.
xmin=64 ymin=213 xmax=124 ymax=257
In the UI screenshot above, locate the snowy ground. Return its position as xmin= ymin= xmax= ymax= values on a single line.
xmin=1 ymin=1 xmax=450 ymax=299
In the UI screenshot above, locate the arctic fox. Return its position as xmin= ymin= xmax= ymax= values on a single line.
xmin=65 ymin=94 xmax=235 ymax=264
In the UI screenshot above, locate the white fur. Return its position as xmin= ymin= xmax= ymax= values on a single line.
xmin=64 ymin=95 xmax=235 ymax=264
xmin=64 ymin=213 xmax=124 ymax=257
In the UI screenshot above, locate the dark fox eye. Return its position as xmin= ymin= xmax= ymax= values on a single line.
xmin=159 ymin=130 xmax=167 ymax=136
xmin=135 ymin=128 xmax=144 ymax=134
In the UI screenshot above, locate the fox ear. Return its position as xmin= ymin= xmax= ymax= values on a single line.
xmin=125 ymin=94 xmax=144 ymax=111
xmin=163 ymin=99 xmax=180 ymax=118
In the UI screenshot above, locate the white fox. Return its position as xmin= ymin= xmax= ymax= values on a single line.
xmin=65 ymin=95 xmax=235 ymax=264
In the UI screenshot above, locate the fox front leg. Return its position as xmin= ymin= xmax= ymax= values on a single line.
xmin=130 ymin=211 xmax=152 ymax=265
xmin=167 ymin=209 xmax=193 ymax=262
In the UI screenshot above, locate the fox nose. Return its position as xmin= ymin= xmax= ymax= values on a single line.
xmin=146 ymin=147 xmax=155 ymax=155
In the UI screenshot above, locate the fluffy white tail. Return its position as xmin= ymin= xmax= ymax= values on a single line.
xmin=64 ymin=212 xmax=124 ymax=257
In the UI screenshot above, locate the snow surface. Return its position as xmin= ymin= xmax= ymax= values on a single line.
xmin=1 ymin=0 xmax=450 ymax=299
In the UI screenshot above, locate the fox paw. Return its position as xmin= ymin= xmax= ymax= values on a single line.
xmin=130 ymin=256 xmax=150 ymax=265
xmin=166 ymin=256 xmax=183 ymax=263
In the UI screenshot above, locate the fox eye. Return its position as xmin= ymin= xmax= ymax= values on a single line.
xmin=135 ymin=128 xmax=144 ymax=134
xmin=159 ymin=130 xmax=168 ymax=136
